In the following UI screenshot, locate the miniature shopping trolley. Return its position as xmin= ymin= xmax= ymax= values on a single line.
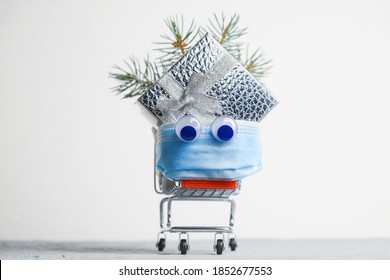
xmin=137 ymin=34 xmax=277 ymax=255
xmin=154 ymin=174 xmax=240 ymax=255
xmin=154 ymin=166 xmax=240 ymax=255
xmin=151 ymin=116 xmax=263 ymax=255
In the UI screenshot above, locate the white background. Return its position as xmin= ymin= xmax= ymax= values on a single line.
xmin=0 ymin=0 xmax=389 ymax=241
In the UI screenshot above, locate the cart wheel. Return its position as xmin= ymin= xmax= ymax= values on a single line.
xmin=216 ymin=239 xmax=224 ymax=255
xmin=229 ymin=238 xmax=237 ymax=251
xmin=179 ymin=239 xmax=188 ymax=255
xmin=157 ymin=238 xmax=166 ymax=251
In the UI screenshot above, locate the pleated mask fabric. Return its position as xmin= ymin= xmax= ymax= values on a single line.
xmin=156 ymin=120 xmax=262 ymax=180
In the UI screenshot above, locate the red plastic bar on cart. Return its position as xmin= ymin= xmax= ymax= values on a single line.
xmin=182 ymin=180 xmax=237 ymax=190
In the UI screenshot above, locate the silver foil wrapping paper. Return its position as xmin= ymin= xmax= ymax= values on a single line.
xmin=138 ymin=34 xmax=277 ymax=124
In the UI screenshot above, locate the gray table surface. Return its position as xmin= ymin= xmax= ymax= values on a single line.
xmin=1 ymin=239 xmax=390 ymax=260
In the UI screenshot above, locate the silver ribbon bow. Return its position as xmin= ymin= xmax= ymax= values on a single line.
xmin=155 ymin=52 xmax=237 ymax=123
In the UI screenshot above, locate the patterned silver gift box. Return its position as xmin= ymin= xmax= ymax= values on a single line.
xmin=138 ymin=34 xmax=277 ymax=124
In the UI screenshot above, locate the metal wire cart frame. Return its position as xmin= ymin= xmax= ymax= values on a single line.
xmin=153 ymin=142 xmax=240 ymax=255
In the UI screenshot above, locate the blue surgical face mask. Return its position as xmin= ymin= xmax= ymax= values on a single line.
xmin=156 ymin=119 xmax=261 ymax=180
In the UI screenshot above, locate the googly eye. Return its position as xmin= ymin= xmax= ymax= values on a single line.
xmin=211 ymin=116 xmax=237 ymax=142
xmin=175 ymin=115 xmax=202 ymax=142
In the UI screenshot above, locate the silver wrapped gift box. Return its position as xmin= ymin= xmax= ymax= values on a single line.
xmin=138 ymin=34 xmax=277 ymax=124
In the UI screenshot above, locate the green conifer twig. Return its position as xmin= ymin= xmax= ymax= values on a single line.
xmin=109 ymin=56 xmax=160 ymax=98
xmin=110 ymin=13 xmax=272 ymax=98
xmin=205 ymin=13 xmax=247 ymax=58
xmin=241 ymin=46 xmax=272 ymax=77
xmin=155 ymin=15 xmax=198 ymax=70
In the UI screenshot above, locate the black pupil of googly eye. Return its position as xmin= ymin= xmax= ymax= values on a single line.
xmin=180 ymin=126 xmax=197 ymax=141
xmin=217 ymin=125 xmax=234 ymax=141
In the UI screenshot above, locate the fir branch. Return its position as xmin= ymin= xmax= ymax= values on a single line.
xmin=205 ymin=13 xmax=247 ymax=58
xmin=205 ymin=13 xmax=271 ymax=78
xmin=241 ymin=46 xmax=272 ymax=78
xmin=110 ymin=13 xmax=272 ymax=99
xmin=109 ymin=56 xmax=161 ymax=98
xmin=155 ymin=15 xmax=198 ymax=70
